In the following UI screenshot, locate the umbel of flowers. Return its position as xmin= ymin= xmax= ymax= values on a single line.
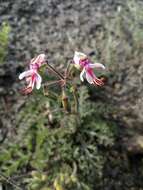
xmin=19 ymin=51 xmax=106 ymax=110
xmin=19 ymin=52 xmax=105 ymax=92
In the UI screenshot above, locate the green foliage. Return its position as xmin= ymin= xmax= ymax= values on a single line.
xmin=0 ymin=85 xmax=116 ymax=190
xmin=0 ymin=22 xmax=10 ymax=64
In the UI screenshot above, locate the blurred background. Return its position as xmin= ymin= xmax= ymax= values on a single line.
xmin=0 ymin=0 xmax=143 ymax=189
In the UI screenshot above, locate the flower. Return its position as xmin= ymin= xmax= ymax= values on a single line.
xmin=73 ymin=51 xmax=105 ymax=86
xmin=19 ymin=70 xmax=42 ymax=94
xmin=29 ymin=53 xmax=46 ymax=70
xmin=19 ymin=54 xmax=45 ymax=94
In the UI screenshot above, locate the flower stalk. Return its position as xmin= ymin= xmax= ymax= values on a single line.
xmin=46 ymin=60 xmax=65 ymax=80
xmin=72 ymin=86 xmax=78 ymax=113
xmin=61 ymin=88 xmax=69 ymax=112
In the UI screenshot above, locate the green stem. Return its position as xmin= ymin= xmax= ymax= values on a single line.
xmin=72 ymin=86 xmax=78 ymax=113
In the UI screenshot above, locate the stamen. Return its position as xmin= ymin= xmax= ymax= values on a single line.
xmin=93 ymin=78 xmax=104 ymax=86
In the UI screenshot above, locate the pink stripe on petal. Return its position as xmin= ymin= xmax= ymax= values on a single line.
xmin=31 ymin=74 xmax=36 ymax=89
xmin=85 ymin=68 xmax=104 ymax=86
xmin=85 ymin=72 xmax=94 ymax=84
xmin=86 ymin=68 xmax=95 ymax=78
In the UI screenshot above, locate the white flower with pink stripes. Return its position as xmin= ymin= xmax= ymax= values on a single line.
xmin=19 ymin=54 xmax=46 ymax=94
xmin=73 ymin=51 xmax=105 ymax=86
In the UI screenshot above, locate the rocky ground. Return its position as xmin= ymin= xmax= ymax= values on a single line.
xmin=0 ymin=0 xmax=143 ymax=189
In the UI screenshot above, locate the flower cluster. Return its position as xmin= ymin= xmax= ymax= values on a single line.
xmin=19 ymin=54 xmax=45 ymax=94
xmin=73 ymin=51 xmax=105 ymax=86
xmin=19 ymin=52 xmax=106 ymax=94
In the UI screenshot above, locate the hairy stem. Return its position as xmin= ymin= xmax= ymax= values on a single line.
xmin=46 ymin=61 xmax=65 ymax=80
xmin=72 ymin=86 xmax=78 ymax=113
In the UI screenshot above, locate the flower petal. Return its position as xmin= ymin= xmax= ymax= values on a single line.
xmin=27 ymin=76 xmax=35 ymax=89
xmin=30 ymin=54 xmax=46 ymax=67
xmin=73 ymin=52 xmax=80 ymax=65
xmin=89 ymin=63 xmax=105 ymax=70
xmin=80 ymin=68 xmax=86 ymax=82
xmin=85 ymin=72 xmax=94 ymax=84
xmin=73 ymin=51 xmax=87 ymax=65
xmin=35 ymin=73 xmax=42 ymax=89
xmin=19 ymin=70 xmax=34 ymax=80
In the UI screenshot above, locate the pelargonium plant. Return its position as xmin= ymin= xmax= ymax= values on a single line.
xmin=19 ymin=51 xmax=106 ymax=111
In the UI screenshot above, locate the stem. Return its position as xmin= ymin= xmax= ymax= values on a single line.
xmin=65 ymin=60 xmax=71 ymax=78
xmin=46 ymin=61 xmax=65 ymax=80
xmin=43 ymin=80 xmax=66 ymax=96
xmin=43 ymin=80 xmax=62 ymax=86
xmin=72 ymin=162 xmax=77 ymax=176
xmin=72 ymin=86 xmax=78 ymax=113
xmin=61 ymin=87 xmax=69 ymax=112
